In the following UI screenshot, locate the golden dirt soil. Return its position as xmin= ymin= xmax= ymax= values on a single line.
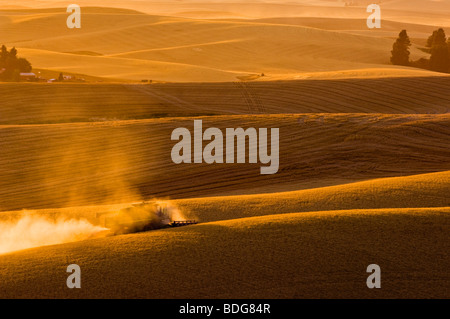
xmin=0 ymin=208 xmax=449 ymax=298
xmin=1 ymin=111 xmax=450 ymax=210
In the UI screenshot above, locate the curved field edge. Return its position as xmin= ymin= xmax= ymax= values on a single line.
xmin=175 ymin=170 xmax=450 ymax=223
xmin=0 ymin=207 xmax=448 ymax=298
xmin=1 ymin=170 xmax=449 ymax=225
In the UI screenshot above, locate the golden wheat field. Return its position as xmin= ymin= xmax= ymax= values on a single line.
xmin=0 ymin=0 xmax=449 ymax=299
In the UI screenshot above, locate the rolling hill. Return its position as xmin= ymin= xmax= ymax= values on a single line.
xmin=0 ymin=5 xmax=446 ymax=82
xmin=1 ymin=112 xmax=450 ymax=211
xmin=0 ymin=207 xmax=448 ymax=298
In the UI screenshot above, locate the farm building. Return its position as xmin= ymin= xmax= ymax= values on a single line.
xmin=20 ymin=72 xmax=36 ymax=81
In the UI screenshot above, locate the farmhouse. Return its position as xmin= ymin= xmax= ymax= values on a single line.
xmin=20 ymin=72 xmax=36 ymax=81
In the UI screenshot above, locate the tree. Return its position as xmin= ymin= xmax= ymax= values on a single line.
xmin=9 ymin=47 xmax=17 ymax=58
xmin=0 ymin=45 xmax=8 ymax=66
xmin=58 ymin=72 xmax=64 ymax=81
xmin=0 ymin=45 xmax=33 ymax=81
xmin=427 ymin=30 xmax=438 ymax=47
xmin=16 ymin=58 xmax=32 ymax=73
xmin=446 ymin=33 xmax=450 ymax=70
xmin=11 ymin=69 xmax=21 ymax=82
xmin=429 ymin=29 xmax=450 ymax=73
xmin=431 ymin=28 xmax=447 ymax=46
xmin=426 ymin=28 xmax=446 ymax=47
xmin=430 ymin=45 xmax=450 ymax=72
xmin=391 ymin=30 xmax=411 ymax=66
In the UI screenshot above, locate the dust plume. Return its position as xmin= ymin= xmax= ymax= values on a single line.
xmin=0 ymin=211 xmax=107 ymax=255
xmin=105 ymin=200 xmax=191 ymax=234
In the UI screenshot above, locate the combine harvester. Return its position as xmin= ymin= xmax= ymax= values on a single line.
xmin=101 ymin=201 xmax=197 ymax=235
